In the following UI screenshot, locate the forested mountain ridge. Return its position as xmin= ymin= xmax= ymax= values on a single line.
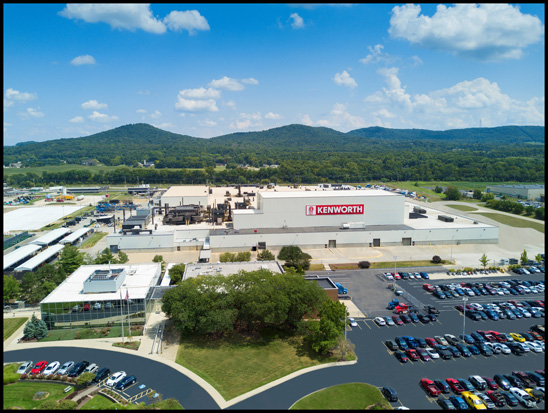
xmin=3 ymin=123 xmax=544 ymax=185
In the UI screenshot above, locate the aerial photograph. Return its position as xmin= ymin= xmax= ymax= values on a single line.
xmin=3 ymin=3 xmax=545 ymax=410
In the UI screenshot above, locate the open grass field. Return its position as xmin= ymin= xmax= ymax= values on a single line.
xmin=175 ymin=328 xmax=352 ymax=401
xmin=80 ymin=394 xmax=117 ymax=410
xmin=2 ymin=164 xmax=127 ymax=177
xmin=445 ymin=204 xmax=479 ymax=212
xmin=80 ymin=231 xmax=108 ymax=249
xmin=471 ymin=212 xmax=545 ymax=234
xmin=290 ymin=382 xmax=393 ymax=410
xmin=4 ymin=363 xmax=21 ymax=385
xmin=3 ymin=381 xmax=74 ymax=410
xmin=4 ymin=317 xmax=28 ymax=341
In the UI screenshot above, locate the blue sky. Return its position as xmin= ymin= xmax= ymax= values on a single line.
xmin=3 ymin=3 xmax=545 ymax=145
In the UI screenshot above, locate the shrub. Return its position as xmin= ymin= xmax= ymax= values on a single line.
xmin=20 ymin=373 xmax=28 ymax=380
xmin=358 ymin=261 xmax=371 ymax=269
xmin=432 ymin=255 xmax=442 ymax=263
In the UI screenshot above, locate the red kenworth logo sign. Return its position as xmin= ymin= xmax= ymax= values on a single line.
xmin=306 ymin=204 xmax=364 ymax=216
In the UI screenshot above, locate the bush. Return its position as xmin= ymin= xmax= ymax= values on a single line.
xmin=20 ymin=373 xmax=28 ymax=380
xmin=358 ymin=261 xmax=371 ymax=269
xmin=432 ymin=255 xmax=442 ymax=263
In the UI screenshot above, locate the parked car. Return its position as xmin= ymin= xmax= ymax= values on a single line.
xmin=420 ymin=378 xmax=441 ymax=397
xmin=438 ymin=398 xmax=457 ymax=410
xmin=394 ymin=351 xmax=409 ymax=363
xmin=106 ymin=371 xmax=127 ymax=387
xmin=381 ymin=386 xmax=399 ymax=402
xmin=83 ymin=363 xmax=99 ymax=374
xmin=417 ymin=348 xmax=431 ymax=362
xmin=473 ymin=391 xmax=495 ymax=409
xmin=456 ymin=343 xmax=471 ymax=357
xmin=43 ymin=361 xmax=61 ymax=376
xmin=461 ymin=391 xmax=487 ymax=410
xmin=406 ymin=349 xmax=420 ymax=361
xmin=469 ymin=375 xmax=487 ymax=391
xmin=31 ymin=361 xmax=48 ymax=375
xmin=115 ymin=375 xmax=137 ymax=390
xmin=467 ymin=344 xmax=481 ymax=355
xmin=392 ymin=315 xmax=403 ymax=326
xmin=433 ymin=379 xmax=451 ymax=394
xmin=481 ymin=376 xmax=499 ymax=390
xmin=57 ymin=361 xmax=75 ymax=376
xmin=457 ymin=378 xmax=475 ymax=392
xmin=445 ymin=334 xmax=460 ymax=346
xmin=385 ymin=340 xmax=399 ymax=351
xmin=446 ymin=378 xmax=465 ymax=394
xmin=509 ymin=387 xmax=536 ymax=408
xmin=425 ymin=347 xmax=440 ymax=359
xmin=92 ymin=367 xmax=111 ymax=383
xmin=68 ymin=361 xmax=90 ymax=378
xmin=449 ymin=395 xmax=468 ymax=410
xmin=395 ymin=336 xmax=408 ymax=350
xmin=435 ymin=336 xmax=449 ymax=346
xmin=383 ymin=316 xmax=395 ymax=326
xmin=485 ymin=390 xmax=505 ymax=407
xmin=499 ymin=390 xmax=519 ymax=406
xmin=348 ymin=317 xmax=358 ymax=327
xmin=435 ymin=345 xmax=453 ymax=360
xmin=16 ymin=361 xmax=33 ymax=375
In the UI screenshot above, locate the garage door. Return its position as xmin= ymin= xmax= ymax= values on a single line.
xmin=373 ymin=238 xmax=380 ymax=247
xmin=402 ymin=237 xmax=412 ymax=246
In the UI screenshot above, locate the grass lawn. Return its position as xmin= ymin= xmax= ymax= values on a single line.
xmin=4 ymin=317 xmax=28 ymax=341
xmin=471 ymin=212 xmax=545 ymax=234
xmin=3 ymin=381 xmax=74 ymax=410
xmin=445 ymin=204 xmax=479 ymax=212
xmin=175 ymin=328 xmax=352 ymax=401
xmin=4 ymin=363 xmax=21 ymax=385
xmin=38 ymin=326 xmax=143 ymax=342
xmin=79 ymin=231 xmax=108 ymax=249
xmin=80 ymin=394 xmax=117 ymax=410
xmin=290 ymin=382 xmax=392 ymax=410
xmin=308 ymin=264 xmax=326 ymax=271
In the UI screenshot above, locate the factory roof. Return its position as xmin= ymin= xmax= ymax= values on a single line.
xmin=161 ymin=185 xmax=209 ymax=198
xmin=29 ymin=228 xmax=71 ymax=246
xmin=258 ymin=189 xmax=400 ymax=199
xmin=183 ymin=260 xmax=284 ymax=280
xmin=14 ymin=244 xmax=64 ymax=272
xmin=59 ymin=227 xmax=94 ymax=244
xmin=41 ymin=263 xmax=161 ymax=304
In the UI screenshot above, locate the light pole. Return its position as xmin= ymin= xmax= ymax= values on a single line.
xmin=462 ymin=297 xmax=468 ymax=339
xmin=393 ymin=256 xmax=397 ymax=276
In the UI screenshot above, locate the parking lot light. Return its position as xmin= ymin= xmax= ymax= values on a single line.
xmin=462 ymin=297 xmax=468 ymax=338
xmin=393 ymin=256 xmax=397 ymax=276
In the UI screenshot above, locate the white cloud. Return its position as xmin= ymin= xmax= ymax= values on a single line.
xmin=163 ymin=10 xmax=209 ymax=35
xmin=19 ymin=107 xmax=45 ymax=119
xmin=138 ymin=90 xmax=150 ymax=95
xmin=59 ymin=4 xmax=166 ymax=34
xmin=88 ymin=111 xmax=118 ymax=122
xmin=241 ymin=78 xmax=259 ymax=85
xmin=175 ymin=97 xmax=218 ymax=112
xmin=333 ymin=70 xmax=357 ymax=89
xmin=208 ymin=76 xmax=245 ymax=92
xmin=300 ymin=103 xmax=365 ymax=130
xmin=136 ymin=109 xmax=147 ymax=114
xmin=198 ymin=120 xmax=217 ymax=127
xmin=223 ymin=100 xmax=236 ymax=110
xmin=389 ymin=4 xmax=544 ymax=61
xmin=359 ymin=44 xmax=399 ymax=65
xmin=4 ymin=88 xmax=38 ymax=107
xmin=289 ymin=13 xmax=304 ymax=29
xmin=362 ymin=68 xmax=545 ymax=129
xmin=153 ymin=122 xmax=174 ymax=129
xmin=150 ymin=110 xmax=162 ymax=119
xmin=265 ymin=112 xmax=283 ymax=120
xmin=69 ymin=116 xmax=84 ymax=123
xmin=70 ymin=55 xmax=96 ymax=66
xmin=81 ymin=99 xmax=108 ymax=110
xmin=178 ymin=87 xmax=221 ymax=99
xmin=230 ymin=112 xmax=263 ymax=130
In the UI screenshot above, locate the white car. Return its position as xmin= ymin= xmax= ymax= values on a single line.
xmin=485 ymin=342 xmax=501 ymax=354
xmin=43 ymin=361 xmax=60 ymax=376
xmin=384 ymin=273 xmax=394 ymax=281
xmin=524 ymin=341 xmax=543 ymax=353
xmin=348 ymin=317 xmax=358 ymax=327
xmin=470 ymin=303 xmax=483 ymax=311
xmin=83 ymin=363 xmax=99 ymax=374
xmin=16 ymin=361 xmax=33 ymax=374
xmin=494 ymin=343 xmax=511 ymax=354
xmin=383 ymin=316 xmax=395 ymax=326
xmin=496 ymin=289 xmax=505 ymax=296
xmin=57 ymin=361 xmax=75 ymax=376
xmin=424 ymin=347 xmax=440 ymax=359
xmin=93 ymin=302 xmax=102 ymax=310
xmin=374 ymin=317 xmax=386 ymax=326
xmin=408 ymin=273 xmax=415 ymax=279
xmin=510 ymin=387 xmax=536 ymax=407
xmin=521 ymin=269 xmax=531 ymax=275
xmin=106 ymin=371 xmax=127 ymax=387
xmin=534 ymin=340 xmax=545 ymax=351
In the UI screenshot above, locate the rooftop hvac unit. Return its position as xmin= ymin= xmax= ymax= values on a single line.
xmin=438 ymin=215 xmax=454 ymax=222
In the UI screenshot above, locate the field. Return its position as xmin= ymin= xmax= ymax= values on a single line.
xmin=471 ymin=212 xmax=545 ymax=233
xmin=290 ymin=382 xmax=392 ymax=410
xmin=80 ymin=231 xmax=108 ymax=249
xmin=175 ymin=328 xmax=353 ymax=401
xmin=445 ymin=204 xmax=479 ymax=212
xmin=3 ymin=381 xmax=74 ymax=409
xmin=2 ymin=164 xmax=127 ymax=177
xmin=3 ymin=317 xmax=28 ymax=341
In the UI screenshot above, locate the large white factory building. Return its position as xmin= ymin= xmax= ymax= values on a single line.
xmin=107 ymin=185 xmax=499 ymax=252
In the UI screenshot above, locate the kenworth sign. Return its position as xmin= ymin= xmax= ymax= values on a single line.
xmin=306 ymin=204 xmax=364 ymax=216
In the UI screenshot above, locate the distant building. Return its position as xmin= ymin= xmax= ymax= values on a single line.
xmin=486 ymin=184 xmax=544 ymax=201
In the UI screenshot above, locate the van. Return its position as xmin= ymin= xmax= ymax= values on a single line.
xmin=469 ymin=375 xmax=487 ymax=391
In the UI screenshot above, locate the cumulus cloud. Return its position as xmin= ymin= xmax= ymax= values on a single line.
xmin=136 ymin=109 xmax=147 ymax=114
xmin=59 ymin=4 xmax=167 ymax=34
xmin=230 ymin=112 xmax=263 ymax=130
xmin=333 ymin=70 xmax=357 ymax=89
xmin=289 ymin=13 xmax=305 ymax=29
xmin=81 ymin=99 xmax=108 ymax=110
xmin=178 ymin=87 xmax=221 ymax=99
xmin=70 ymin=55 xmax=96 ymax=66
xmin=20 ymin=107 xmax=45 ymax=119
xmin=175 ymin=97 xmax=218 ymax=112
xmin=265 ymin=112 xmax=283 ymax=120
xmin=4 ymin=88 xmax=38 ymax=108
xmin=241 ymin=78 xmax=259 ymax=85
xmin=69 ymin=116 xmax=84 ymax=123
xmin=88 ymin=111 xmax=118 ymax=122
xmin=362 ymin=67 xmax=545 ymax=129
xmin=359 ymin=44 xmax=399 ymax=65
xmin=163 ymin=10 xmax=209 ymax=35
xmin=301 ymin=103 xmax=365 ymax=130
xmin=389 ymin=4 xmax=545 ymax=61
xmin=208 ymin=76 xmax=245 ymax=92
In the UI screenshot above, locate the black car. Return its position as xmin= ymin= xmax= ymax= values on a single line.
xmin=381 ymin=386 xmax=398 ymax=402
xmin=478 ymin=343 xmax=493 ymax=356
xmin=525 ymin=371 xmax=545 ymax=386
xmin=447 ymin=346 xmax=461 ymax=357
xmin=394 ymin=351 xmax=408 ymax=363
xmin=507 ymin=342 xmax=525 ymax=355
xmin=467 ymin=311 xmax=482 ymax=321
xmin=409 ymin=313 xmax=419 ymax=323
xmin=471 ymin=332 xmax=485 ymax=343
xmin=467 ymin=344 xmax=480 ymax=355
xmin=67 ymin=361 xmax=90 ymax=378
xmin=115 ymin=375 xmax=137 ymax=390
xmin=500 ymin=391 xmax=519 ymax=407
xmin=434 ymin=345 xmax=452 ymax=360
xmin=438 ymin=398 xmax=457 ymax=410
xmin=503 ymin=374 xmax=523 ymax=389
xmin=395 ymin=337 xmax=408 ymax=350
xmin=426 ymin=305 xmax=440 ymax=315
xmin=385 ymin=340 xmax=399 ymax=351
xmin=92 ymin=367 xmax=111 ymax=383
xmin=418 ymin=313 xmax=431 ymax=323
xmin=415 ymin=337 xmax=427 ymax=348
xmin=512 ymin=370 xmax=535 ymax=387
xmin=456 ymin=343 xmax=471 ymax=357
xmin=427 ymin=313 xmax=437 ymax=322
xmin=434 ymin=379 xmax=451 ymax=394
xmin=521 ymin=332 xmax=534 ymax=341
xmin=400 ymin=314 xmax=411 ymax=323
xmin=493 ymin=374 xmax=511 ymax=390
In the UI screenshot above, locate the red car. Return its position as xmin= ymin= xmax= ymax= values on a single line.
xmin=455 ymin=305 xmax=464 ymax=312
xmin=83 ymin=304 xmax=90 ymax=311
xmin=393 ymin=273 xmax=401 ymax=280
xmin=31 ymin=361 xmax=48 ymax=375
xmin=481 ymin=376 xmax=499 ymax=390
xmin=446 ymin=378 xmax=465 ymax=394
xmin=423 ymin=284 xmax=435 ymax=292
xmin=420 ymin=378 xmax=441 ymax=397
xmin=528 ymin=331 xmax=542 ymax=341
xmin=406 ymin=349 xmax=420 ymax=361
xmin=425 ymin=337 xmax=438 ymax=347
xmin=392 ymin=315 xmax=403 ymax=325
xmin=489 ymin=331 xmax=507 ymax=342
xmin=417 ymin=348 xmax=431 ymax=362
xmin=486 ymin=390 xmax=506 ymax=407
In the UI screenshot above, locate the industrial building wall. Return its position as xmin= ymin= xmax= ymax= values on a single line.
xmin=209 ymin=226 xmax=499 ymax=249
xmin=234 ymin=193 xmax=404 ymax=230
xmin=160 ymin=195 xmax=208 ymax=208
xmin=107 ymin=232 xmax=174 ymax=250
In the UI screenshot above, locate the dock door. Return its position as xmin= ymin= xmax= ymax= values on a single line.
xmin=372 ymin=238 xmax=381 ymax=247
xmin=328 ymin=240 xmax=336 ymax=248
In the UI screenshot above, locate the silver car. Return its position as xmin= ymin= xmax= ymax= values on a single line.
xmin=383 ymin=316 xmax=395 ymax=326
xmin=57 ymin=361 xmax=75 ymax=376
xmin=16 ymin=361 xmax=33 ymax=374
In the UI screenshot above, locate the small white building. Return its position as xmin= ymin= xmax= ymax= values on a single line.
xmin=160 ymin=185 xmax=209 ymax=208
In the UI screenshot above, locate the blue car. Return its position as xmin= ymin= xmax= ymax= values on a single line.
xmin=456 ymin=343 xmax=472 ymax=357
xmin=449 ymin=395 xmax=468 ymax=410
xmin=485 ymin=310 xmax=499 ymax=320
xmin=420 ymin=272 xmax=429 ymax=279
xmin=467 ymin=344 xmax=481 ymax=355
xmin=459 ymin=334 xmax=474 ymax=344
xmin=403 ymin=336 xmax=419 ymax=349
xmin=115 ymin=375 xmax=137 ymax=390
